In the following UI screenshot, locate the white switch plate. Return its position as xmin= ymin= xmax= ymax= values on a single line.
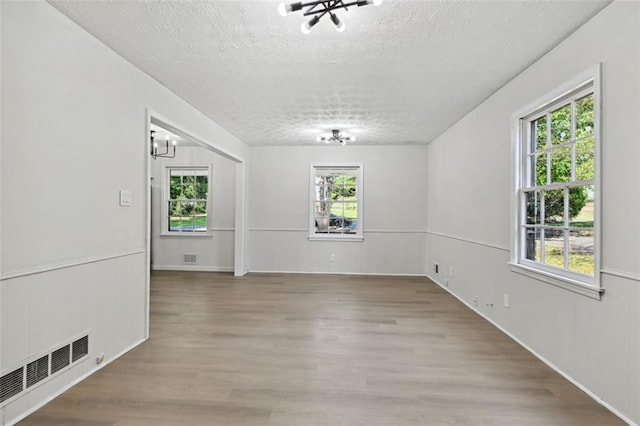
xmin=504 ymin=293 xmax=510 ymax=308
xmin=119 ymin=190 xmax=132 ymax=207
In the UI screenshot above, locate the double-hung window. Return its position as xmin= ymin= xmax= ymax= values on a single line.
xmin=512 ymin=66 xmax=601 ymax=298
xmin=164 ymin=167 xmax=210 ymax=235
xmin=309 ymin=163 xmax=363 ymax=241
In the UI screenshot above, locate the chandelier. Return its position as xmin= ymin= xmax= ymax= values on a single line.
xmin=278 ymin=0 xmax=383 ymax=34
xmin=316 ymin=129 xmax=355 ymax=145
xmin=150 ymin=130 xmax=176 ymax=159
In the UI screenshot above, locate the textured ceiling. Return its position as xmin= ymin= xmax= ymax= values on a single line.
xmin=50 ymin=0 xmax=609 ymax=146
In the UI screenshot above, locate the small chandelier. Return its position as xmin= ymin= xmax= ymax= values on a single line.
xmin=278 ymin=0 xmax=383 ymax=34
xmin=150 ymin=130 xmax=176 ymax=159
xmin=316 ymin=129 xmax=355 ymax=145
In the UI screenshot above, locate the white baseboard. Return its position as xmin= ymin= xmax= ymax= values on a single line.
xmin=151 ymin=265 xmax=233 ymax=272
xmin=248 ymin=269 xmax=426 ymax=277
xmin=425 ymin=274 xmax=637 ymax=426
xmin=7 ymin=337 xmax=148 ymax=426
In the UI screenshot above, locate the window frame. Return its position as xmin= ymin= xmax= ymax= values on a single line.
xmin=309 ymin=162 xmax=364 ymax=242
xmin=161 ymin=165 xmax=213 ymax=238
xmin=510 ymin=64 xmax=603 ymax=299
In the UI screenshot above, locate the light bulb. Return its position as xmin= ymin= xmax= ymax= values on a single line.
xmin=153 ymin=142 xmax=158 ymax=149
xmin=349 ymin=135 xmax=356 ymax=142
xmin=330 ymin=13 xmax=345 ymax=32
xmin=301 ymin=21 xmax=312 ymax=34
xmin=373 ymin=0 xmax=383 ymax=6
xmin=172 ymin=140 xmax=177 ymax=146
xmin=277 ymin=2 xmax=288 ymax=16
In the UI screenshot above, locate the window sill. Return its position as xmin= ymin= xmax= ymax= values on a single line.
xmin=509 ymin=262 xmax=603 ymax=300
xmin=160 ymin=232 xmax=212 ymax=238
xmin=308 ymin=235 xmax=364 ymax=242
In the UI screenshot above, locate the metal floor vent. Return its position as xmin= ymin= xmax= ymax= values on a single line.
xmin=51 ymin=345 xmax=71 ymax=374
xmin=26 ymin=355 xmax=49 ymax=388
xmin=0 ymin=334 xmax=89 ymax=407
xmin=72 ymin=336 xmax=89 ymax=362
xmin=183 ymin=253 xmax=198 ymax=264
xmin=0 ymin=367 xmax=24 ymax=403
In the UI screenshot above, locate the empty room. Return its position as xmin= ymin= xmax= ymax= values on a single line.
xmin=1 ymin=0 xmax=639 ymax=425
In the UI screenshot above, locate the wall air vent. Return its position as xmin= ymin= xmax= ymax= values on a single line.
xmin=72 ymin=336 xmax=89 ymax=362
xmin=26 ymin=355 xmax=49 ymax=388
xmin=0 ymin=367 xmax=24 ymax=403
xmin=0 ymin=334 xmax=89 ymax=407
xmin=183 ymin=253 xmax=198 ymax=264
xmin=51 ymin=345 xmax=71 ymax=374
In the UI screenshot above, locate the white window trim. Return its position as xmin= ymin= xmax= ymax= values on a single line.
xmin=161 ymin=164 xmax=213 ymax=238
xmin=510 ymin=63 xmax=603 ymax=300
xmin=309 ymin=162 xmax=364 ymax=242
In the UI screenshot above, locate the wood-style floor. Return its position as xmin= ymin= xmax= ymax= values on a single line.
xmin=20 ymin=272 xmax=623 ymax=425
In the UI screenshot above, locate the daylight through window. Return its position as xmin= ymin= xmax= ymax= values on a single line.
xmin=310 ymin=164 xmax=363 ymax=240
xmin=167 ymin=167 xmax=209 ymax=233
xmin=516 ymin=75 xmax=598 ymax=290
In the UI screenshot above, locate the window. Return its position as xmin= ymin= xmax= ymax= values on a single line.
xmin=512 ymin=66 xmax=601 ymax=298
xmin=164 ymin=167 xmax=210 ymax=234
xmin=309 ymin=163 xmax=363 ymax=241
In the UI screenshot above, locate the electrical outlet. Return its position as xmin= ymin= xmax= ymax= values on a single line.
xmin=504 ymin=293 xmax=510 ymax=308
xmin=96 ymin=354 xmax=105 ymax=365
xmin=330 ymin=254 xmax=336 ymax=262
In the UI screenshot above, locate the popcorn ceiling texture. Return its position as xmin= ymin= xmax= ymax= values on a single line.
xmin=50 ymin=0 xmax=608 ymax=146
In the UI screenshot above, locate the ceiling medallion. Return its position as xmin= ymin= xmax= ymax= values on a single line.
xmin=278 ymin=0 xmax=383 ymax=34
xmin=316 ymin=129 xmax=355 ymax=145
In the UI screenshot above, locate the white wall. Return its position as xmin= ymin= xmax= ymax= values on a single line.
xmin=425 ymin=2 xmax=640 ymax=424
xmin=150 ymin=145 xmax=236 ymax=271
xmin=249 ymin=145 xmax=427 ymax=275
xmin=0 ymin=2 xmax=248 ymax=424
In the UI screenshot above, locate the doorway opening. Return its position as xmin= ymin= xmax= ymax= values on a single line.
xmin=144 ymin=111 xmax=247 ymax=337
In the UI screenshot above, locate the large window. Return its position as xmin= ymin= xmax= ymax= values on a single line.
xmin=309 ymin=163 xmax=363 ymax=241
xmin=512 ymin=66 xmax=601 ymax=298
xmin=165 ymin=167 xmax=210 ymax=234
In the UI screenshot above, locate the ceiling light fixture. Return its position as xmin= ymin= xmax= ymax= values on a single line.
xmin=150 ymin=130 xmax=177 ymax=159
xmin=279 ymin=0 xmax=383 ymax=34
xmin=316 ymin=129 xmax=355 ymax=145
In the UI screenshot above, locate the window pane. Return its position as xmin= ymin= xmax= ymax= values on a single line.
xmin=575 ymin=137 xmax=595 ymax=181
xmin=315 ymin=201 xmax=331 ymax=217
xmin=170 ymin=176 xmax=181 ymax=199
xmin=569 ymin=229 xmax=594 ymax=276
xmin=532 ymin=117 xmax=547 ymax=152
xmin=535 ymin=152 xmax=547 ymax=186
xmin=551 ymin=104 xmax=571 ymax=145
xmin=575 ymin=94 xmax=594 ymax=139
xmin=543 ymin=228 xmax=565 ymax=269
xmin=315 ymin=184 xmax=332 ymax=202
xmin=569 ymin=186 xmax=593 ymax=227
xmin=168 ymin=202 xmax=177 ymax=231
xmin=524 ymin=190 xmax=541 ymax=225
xmin=549 ymin=145 xmax=572 ymax=183
xmin=523 ymin=227 xmax=542 ymax=262
xmin=544 ymin=189 xmax=564 ymax=226
xmin=315 ymin=216 xmax=329 ymax=233
xmin=331 ymin=202 xmax=344 ymax=218
xmin=183 ymin=174 xmax=195 ymax=185
xmin=196 ymin=175 xmax=208 ymax=198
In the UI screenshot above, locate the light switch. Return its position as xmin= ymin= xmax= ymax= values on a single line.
xmin=119 ymin=190 xmax=132 ymax=207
